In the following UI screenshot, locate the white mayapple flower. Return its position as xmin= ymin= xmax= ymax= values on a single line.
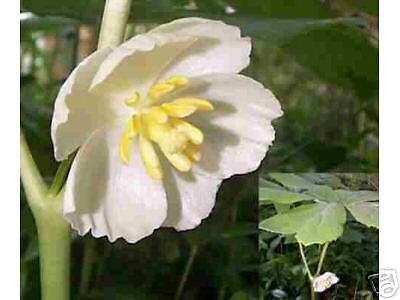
xmin=313 ymin=272 xmax=339 ymax=293
xmin=51 ymin=18 xmax=283 ymax=243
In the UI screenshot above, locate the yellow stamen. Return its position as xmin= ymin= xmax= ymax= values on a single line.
xmin=161 ymin=103 xmax=197 ymax=118
xmin=119 ymin=131 xmax=132 ymax=164
xmin=170 ymin=97 xmax=214 ymax=111
xmin=138 ymin=135 xmax=163 ymax=180
xmin=148 ymin=83 xmax=175 ymax=100
xmin=163 ymin=152 xmax=192 ymax=172
xmin=125 ymin=91 xmax=140 ymax=106
xmin=170 ymin=118 xmax=204 ymax=145
xmin=118 ymin=76 xmax=213 ymax=178
xmin=164 ymin=75 xmax=189 ymax=87
xmin=145 ymin=107 xmax=168 ymax=123
xmin=126 ymin=116 xmax=137 ymax=138
xmin=185 ymin=144 xmax=202 ymax=162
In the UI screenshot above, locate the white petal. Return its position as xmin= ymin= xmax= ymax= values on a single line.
xmin=51 ymin=47 xmax=116 ymax=161
xmin=63 ymin=128 xmax=167 ymax=243
xmin=161 ymin=163 xmax=222 ymax=231
xmin=150 ymin=17 xmax=251 ymax=78
xmin=89 ymin=34 xmax=197 ymax=99
xmin=179 ymin=73 xmax=282 ymax=179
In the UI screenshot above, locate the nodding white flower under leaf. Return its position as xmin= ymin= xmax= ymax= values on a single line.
xmin=51 ymin=18 xmax=283 ymax=243
xmin=313 ymin=272 xmax=339 ymax=293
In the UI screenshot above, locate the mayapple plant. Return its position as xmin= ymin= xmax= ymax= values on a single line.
xmin=20 ymin=0 xmax=282 ymax=298
xmin=259 ymin=174 xmax=379 ymax=299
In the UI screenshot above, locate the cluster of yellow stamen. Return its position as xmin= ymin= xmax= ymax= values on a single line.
xmin=119 ymin=75 xmax=214 ymax=180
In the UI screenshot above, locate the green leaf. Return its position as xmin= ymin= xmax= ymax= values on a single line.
xmin=259 ymin=203 xmax=346 ymax=245
xmin=336 ymin=190 xmax=379 ymax=204
xmin=235 ymin=17 xmax=367 ymax=46
xmin=224 ymin=0 xmax=335 ymax=18
xmin=268 ymin=173 xmax=312 ymax=191
xmin=346 ymin=201 xmax=378 ymax=228
xmin=273 ymin=203 xmax=291 ymax=214
xmin=259 ymin=187 xmax=314 ymax=204
xmin=259 ymin=177 xmax=284 ymax=189
xmin=284 ymin=24 xmax=378 ymax=97
xmin=307 ymin=185 xmax=339 ymax=202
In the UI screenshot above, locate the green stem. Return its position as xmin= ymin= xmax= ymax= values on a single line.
xmin=98 ymin=0 xmax=133 ymax=49
xmin=316 ymin=243 xmax=329 ymax=276
xmin=20 ymin=132 xmax=47 ymax=203
xmin=21 ymin=131 xmax=70 ymax=300
xmin=79 ymin=238 xmax=97 ymax=298
xmin=34 ymin=197 xmax=70 ymax=300
xmin=298 ymin=242 xmax=315 ymax=300
xmin=310 ymin=281 xmax=316 ymax=300
xmin=298 ymin=242 xmax=313 ymax=282
xmin=174 ymin=245 xmax=198 ymax=300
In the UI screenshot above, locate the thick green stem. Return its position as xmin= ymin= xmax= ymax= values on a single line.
xmin=98 ymin=0 xmax=132 ymax=49
xmin=34 ymin=197 xmax=70 ymax=300
xmin=310 ymin=282 xmax=316 ymax=300
xmin=20 ymin=132 xmax=47 ymax=203
xmin=174 ymin=245 xmax=198 ymax=300
xmin=21 ymin=131 xmax=70 ymax=300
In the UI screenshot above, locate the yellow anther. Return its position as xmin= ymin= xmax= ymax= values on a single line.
xmin=164 ymin=75 xmax=189 ymax=87
xmin=125 ymin=91 xmax=140 ymax=106
xmin=119 ymin=76 xmax=212 ymax=178
xmin=148 ymin=83 xmax=175 ymax=100
xmin=171 ymin=118 xmax=204 ymax=145
xmin=185 ymin=144 xmax=202 ymax=162
xmin=126 ymin=116 xmax=137 ymax=138
xmin=163 ymin=152 xmax=192 ymax=172
xmin=138 ymin=135 xmax=163 ymax=180
xmin=161 ymin=103 xmax=197 ymax=118
xmin=171 ymin=97 xmax=214 ymax=111
xmin=160 ymin=130 xmax=188 ymax=154
xmin=146 ymin=107 xmax=168 ymax=123
xmin=119 ymin=131 xmax=132 ymax=164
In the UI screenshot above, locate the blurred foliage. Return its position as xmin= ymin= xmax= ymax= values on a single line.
xmin=21 ymin=0 xmax=378 ymax=299
xmin=259 ymin=173 xmax=378 ymax=299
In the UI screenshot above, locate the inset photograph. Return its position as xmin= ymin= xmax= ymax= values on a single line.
xmin=259 ymin=173 xmax=378 ymax=299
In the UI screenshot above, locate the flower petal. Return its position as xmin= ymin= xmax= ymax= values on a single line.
xmin=63 ymin=128 xmax=167 ymax=243
xmin=51 ymin=47 xmax=115 ymax=161
xmin=150 ymin=17 xmax=251 ymax=78
xmin=89 ymin=34 xmax=197 ymax=100
xmin=161 ymin=163 xmax=222 ymax=230
xmin=176 ymin=73 xmax=283 ymax=179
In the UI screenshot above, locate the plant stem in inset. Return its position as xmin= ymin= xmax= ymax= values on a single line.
xmin=316 ymin=242 xmax=329 ymax=276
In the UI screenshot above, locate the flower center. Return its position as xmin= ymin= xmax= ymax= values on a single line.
xmin=119 ymin=75 xmax=214 ymax=180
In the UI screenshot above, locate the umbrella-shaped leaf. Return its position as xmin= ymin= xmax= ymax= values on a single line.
xmin=259 ymin=187 xmax=315 ymax=204
xmin=269 ymin=173 xmax=313 ymax=191
xmin=259 ymin=177 xmax=284 ymax=190
xmin=259 ymin=203 xmax=346 ymax=245
xmin=346 ymin=201 xmax=378 ymax=228
xmin=307 ymin=185 xmax=339 ymax=203
xmin=336 ymin=190 xmax=378 ymax=204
